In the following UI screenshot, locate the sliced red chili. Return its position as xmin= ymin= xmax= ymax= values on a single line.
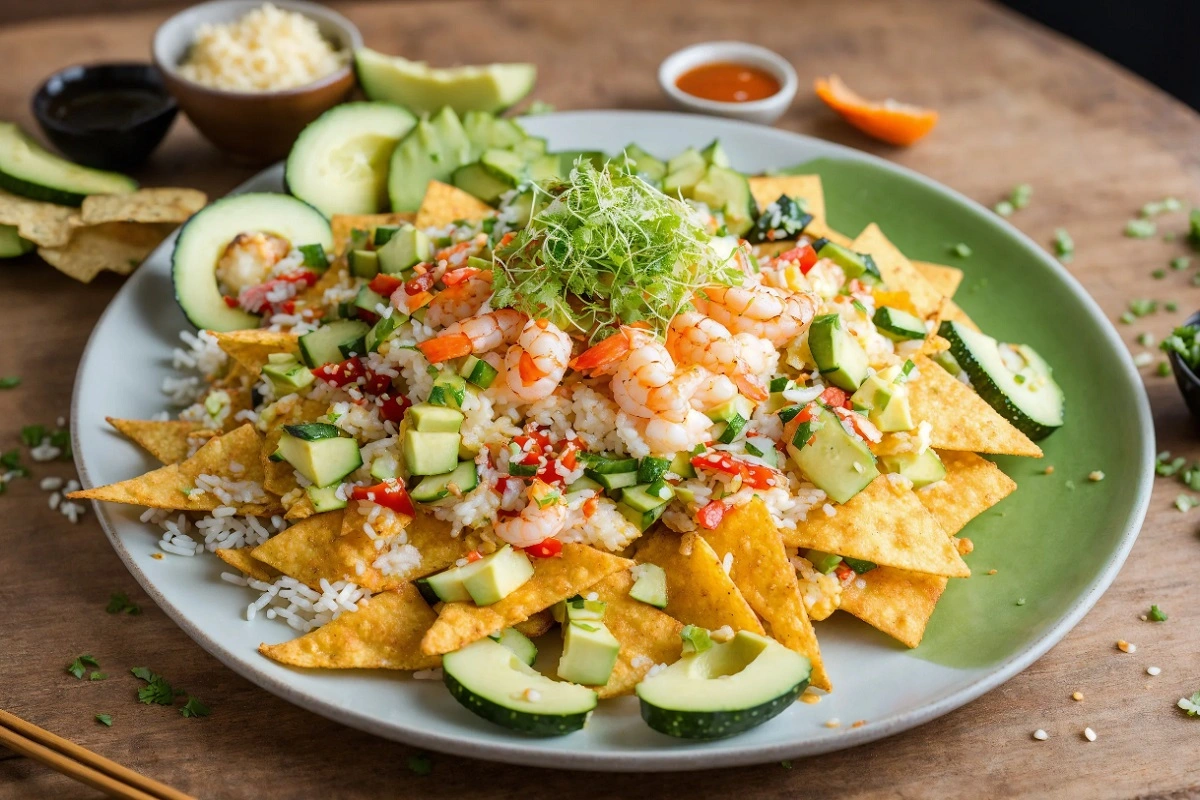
xmin=523 ymin=538 xmax=563 ymax=558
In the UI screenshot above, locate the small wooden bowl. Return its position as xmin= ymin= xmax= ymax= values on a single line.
xmin=152 ymin=0 xmax=362 ymax=164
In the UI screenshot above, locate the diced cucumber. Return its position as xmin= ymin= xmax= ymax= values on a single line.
xmin=742 ymin=436 xmax=779 ymax=467
xmin=713 ymin=414 xmax=748 ymax=444
xmin=637 ymin=456 xmax=672 ymax=485
xmin=617 ymin=498 xmax=667 ymax=532
xmin=365 ymin=313 xmax=400 ymax=352
xmin=353 ymin=285 xmax=386 ymax=316
xmin=691 ymin=164 xmax=756 ymax=237
xmin=479 ymin=148 xmax=527 ymax=186
xmin=459 ymin=354 xmax=499 ymax=389
xmin=305 ymin=484 xmax=347 ymax=512
xmin=879 ymin=449 xmax=947 ymax=489
xmin=298 ymin=319 xmax=370 ymax=368
xmin=749 ymin=195 xmax=812 ymax=244
xmin=297 ymin=243 xmax=329 ymax=271
xmin=629 ymin=563 xmax=668 ymax=609
xmin=700 ymin=139 xmax=731 ymax=168
xmin=429 ymin=369 xmax=469 ymax=409
xmin=451 ymin=161 xmax=511 ymax=204
xmin=556 ymin=151 xmax=606 ymax=174
xmin=262 ymin=358 xmax=314 ymax=396
xmin=490 ymin=627 xmax=538 ymax=666
xmin=873 ymin=306 xmax=927 ymax=341
xmin=580 ymin=454 xmax=640 ymax=474
xmin=277 ymin=430 xmax=362 ymax=488
xmin=411 ymin=461 xmax=479 ymax=503
xmin=706 ymin=394 xmax=754 ymax=423
xmin=842 ymin=556 xmax=878 ymax=574
xmin=663 ymin=148 xmax=706 ymax=196
xmin=806 ymin=550 xmax=843 ymax=574
xmin=786 ymin=406 xmax=878 ymax=504
xmin=565 ymin=475 xmax=604 ymax=495
xmin=620 ymin=144 xmax=667 ymax=182
xmin=585 ymin=469 xmax=639 ymax=494
xmin=812 ymin=238 xmax=882 ymax=284
xmin=348 ymin=249 xmax=379 ymax=278
xmin=808 ymin=314 xmax=870 ymax=391
xmin=403 ymin=430 xmax=461 ymax=475
xmin=417 ymin=564 xmax=472 ymax=603
xmin=408 ymin=402 xmax=465 ymax=433
xmin=378 ymin=224 xmax=432 ymax=274
xmin=668 ymin=450 xmax=696 ymax=479
xmin=370 ymin=452 xmax=399 ymax=480
xmin=621 ymin=483 xmax=674 ymax=513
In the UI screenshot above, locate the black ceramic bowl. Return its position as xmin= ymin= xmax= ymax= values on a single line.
xmin=1166 ymin=310 xmax=1200 ymax=419
xmin=32 ymin=62 xmax=177 ymax=172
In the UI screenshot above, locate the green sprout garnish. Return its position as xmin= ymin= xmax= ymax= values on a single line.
xmin=491 ymin=162 xmax=740 ymax=341
xmin=1125 ymin=219 xmax=1156 ymax=239
xmin=1053 ymin=228 xmax=1074 ymax=262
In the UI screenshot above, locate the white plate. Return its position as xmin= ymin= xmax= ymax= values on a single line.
xmin=73 ymin=111 xmax=1152 ymax=770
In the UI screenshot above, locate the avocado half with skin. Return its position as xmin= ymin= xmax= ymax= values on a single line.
xmin=171 ymin=193 xmax=332 ymax=332
xmin=354 ymin=49 xmax=536 ymax=116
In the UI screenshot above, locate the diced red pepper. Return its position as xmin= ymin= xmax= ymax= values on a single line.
xmin=313 ymin=357 xmax=365 ymax=387
xmin=369 ymin=274 xmax=404 ymax=296
xmin=581 ymin=496 xmax=599 ymax=519
xmin=362 ymin=372 xmax=393 ymax=397
xmin=696 ymin=500 xmax=728 ymax=530
xmin=834 ymin=562 xmax=855 ymax=582
xmin=350 ymin=480 xmax=415 ymax=517
xmin=523 ymin=538 xmax=563 ymax=558
xmin=779 ymin=243 xmax=819 ymax=274
xmin=690 ymin=452 xmax=780 ymax=490
xmin=493 ymin=475 xmax=515 ymax=497
xmin=442 ymin=266 xmax=481 ymax=287
xmin=819 ymin=386 xmax=851 ymax=409
xmin=378 ymin=393 xmax=411 ymax=424
xmin=405 ymin=269 xmax=436 ymax=295
xmin=280 ymin=300 xmax=297 ymax=315
xmin=223 ymin=295 xmax=239 ymax=308
xmin=465 ymin=549 xmax=483 ymax=563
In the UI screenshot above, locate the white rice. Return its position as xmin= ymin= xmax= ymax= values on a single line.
xmin=245 ymin=575 xmax=370 ymax=633
xmin=560 ymin=495 xmax=641 ymax=551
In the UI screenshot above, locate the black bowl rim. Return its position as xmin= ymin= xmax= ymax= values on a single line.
xmin=32 ymin=61 xmax=177 ymax=135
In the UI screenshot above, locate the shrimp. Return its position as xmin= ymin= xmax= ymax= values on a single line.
xmin=692 ymin=282 xmax=819 ymax=347
xmin=417 ymin=309 xmax=571 ymax=403
xmin=689 ymin=371 xmax=739 ymax=413
xmin=493 ymin=480 xmax=568 ymax=547
xmin=666 ymin=312 xmax=769 ymax=401
xmin=215 ymin=232 xmax=291 ymax=295
xmin=424 ymin=272 xmax=493 ymax=329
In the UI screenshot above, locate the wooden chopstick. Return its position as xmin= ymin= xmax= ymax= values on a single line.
xmin=0 ymin=708 xmax=195 ymax=800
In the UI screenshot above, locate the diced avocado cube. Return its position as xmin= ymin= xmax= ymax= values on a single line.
xmin=680 ymin=624 xmax=712 ymax=654
xmin=305 ymin=484 xmax=347 ymax=512
xmin=706 ymin=394 xmax=754 ymax=423
xmin=407 ymin=402 xmax=465 ymax=433
xmin=808 ymin=314 xmax=870 ymax=391
xmin=879 ymin=449 xmax=947 ymax=489
xmin=276 ymin=431 xmax=362 ymax=488
xmin=377 ymin=224 xmax=432 ymax=274
xmin=459 ymin=545 xmax=534 ymax=606
xmin=564 ymin=594 xmax=606 ymax=621
xmin=806 ymin=550 xmax=843 ymax=574
xmin=668 ymin=450 xmax=697 ymax=479
xmin=403 ymin=430 xmax=461 ymax=475
xmin=557 ymin=620 xmax=620 ymax=686
xmin=786 ymin=406 xmax=878 ymax=504
xmin=418 ymin=564 xmax=473 ymax=603
xmin=261 ymin=358 xmax=314 ymax=396
xmin=348 ymin=249 xmax=379 ymax=279
xmin=629 ymin=563 xmax=667 ymax=608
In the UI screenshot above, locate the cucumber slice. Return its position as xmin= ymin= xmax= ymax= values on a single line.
xmin=490 ymin=627 xmax=538 ymax=666
xmin=565 ymin=475 xmax=604 ymax=495
xmin=584 ymin=469 xmax=639 ymax=494
xmin=285 ymin=102 xmax=416 ymax=217
xmin=442 ymin=638 xmax=597 ymax=736
xmin=479 ymin=148 xmax=527 ymax=186
xmin=0 ymin=225 xmax=33 ymax=258
xmin=305 ymin=484 xmax=347 ymax=512
xmin=355 ymin=49 xmax=537 ymax=115
xmin=812 ymin=238 xmax=882 ymax=284
xmin=429 ymin=369 xmax=469 ymax=409
xmin=637 ymin=456 xmax=672 ymax=485
xmin=298 ymin=320 xmax=370 ymax=367
xmin=663 ymin=148 xmax=705 ymax=196
xmin=387 ymin=108 xmax=472 ymax=212
xmin=580 ymin=455 xmax=639 ymax=474
xmin=938 ymin=321 xmax=1064 ymax=440
xmin=873 ymin=306 xmax=926 ymax=341
xmin=621 ymin=483 xmax=674 ymax=514
xmin=0 ymin=122 xmax=136 ymax=205
xmin=411 ymin=461 xmax=479 ymax=503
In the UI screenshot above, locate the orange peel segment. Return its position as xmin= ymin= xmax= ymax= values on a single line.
xmin=814 ymin=75 xmax=938 ymax=146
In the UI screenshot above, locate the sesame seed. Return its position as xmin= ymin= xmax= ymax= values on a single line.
xmin=1032 ymin=729 xmax=1049 ymax=741
xmin=1116 ymin=640 xmax=1136 ymax=653
xmin=1072 ymin=691 xmax=1084 ymax=701
xmin=1083 ymin=727 xmax=1097 ymax=742
xmin=824 ymin=718 xmax=841 ymax=728
xmin=1147 ymin=666 xmax=1161 ymax=676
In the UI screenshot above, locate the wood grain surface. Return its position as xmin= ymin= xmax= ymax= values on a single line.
xmin=1 ymin=1 xmax=1198 ymax=798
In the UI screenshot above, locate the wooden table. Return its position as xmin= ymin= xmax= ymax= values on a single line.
xmin=2 ymin=1 xmax=1198 ymax=797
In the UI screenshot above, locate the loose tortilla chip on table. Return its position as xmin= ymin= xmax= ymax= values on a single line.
xmin=839 ymin=566 xmax=947 ymax=649
xmin=421 ymin=544 xmax=632 ymax=656
xmin=636 ymin=530 xmax=764 ymax=635
xmin=917 ymin=450 xmax=1018 ymax=536
xmin=700 ymin=498 xmax=830 ymax=691
xmin=512 ymin=609 xmax=555 ymax=639
xmin=912 ymin=260 xmax=963 ymax=298
xmin=0 ymin=188 xmax=76 ymax=247
xmin=260 ymin=583 xmax=441 ymax=671
xmin=908 ymin=354 xmax=1042 ymax=457
xmin=213 ymin=330 xmax=299 ymax=374
xmin=68 ymin=424 xmax=281 ymax=515
xmin=852 ymin=224 xmax=944 ymax=319
xmin=215 ymin=547 xmax=279 ymax=582
xmin=39 ymin=222 xmax=174 ymax=283
xmin=107 ymin=418 xmax=205 ymax=465
xmin=414 ymin=180 xmax=495 ymax=229
xmin=330 ymin=212 xmax=415 ymax=253
xmin=79 ymin=188 xmax=207 ymax=225
xmin=590 ymin=570 xmax=683 ymax=698
xmin=782 ymin=476 xmax=970 ymax=578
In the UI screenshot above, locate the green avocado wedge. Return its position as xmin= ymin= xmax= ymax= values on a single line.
xmin=355 ymin=49 xmax=536 ymax=115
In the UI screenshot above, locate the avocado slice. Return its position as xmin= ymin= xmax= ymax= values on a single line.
xmin=402 ymin=430 xmax=461 ymax=475
xmin=879 ymin=449 xmax=947 ymax=489
xmin=557 ymin=620 xmax=620 ymax=686
xmin=787 ymin=406 xmax=879 ymax=504
xmin=808 ymin=314 xmax=870 ymax=391
xmin=458 ymin=544 xmax=534 ymax=605
xmin=276 ymin=429 xmax=362 ymax=488
xmin=355 ymin=49 xmax=537 ymax=115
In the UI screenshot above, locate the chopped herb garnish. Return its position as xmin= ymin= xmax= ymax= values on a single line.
xmin=66 ymin=655 xmax=100 ymax=679
xmin=949 ymin=242 xmax=972 ymax=258
xmin=781 ymin=760 xmax=794 ymax=770
xmin=1119 ymin=312 xmax=1135 ymax=325
xmin=49 ymin=429 xmax=71 ymax=459
xmin=1157 ymin=361 xmax=1172 ymax=377
xmin=1171 ymin=256 xmax=1191 ymax=271
xmin=1140 ymin=197 xmax=1181 ymax=218
xmin=1167 ymin=301 xmax=1179 ymax=312
xmin=106 ymin=591 xmax=142 ymax=616
xmin=1065 ymin=480 xmax=1075 ymax=491
xmin=1152 ymin=269 xmax=1166 ymax=279
xmin=1011 ymin=183 xmax=1033 ymax=209
xmin=89 ymin=671 xmax=107 ymax=681
xmin=1137 ymin=332 xmax=1155 ymax=347
xmin=1125 ymin=219 xmax=1157 ymax=239
xmin=492 ymin=162 xmax=741 ymax=341
xmin=20 ymin=424 xmax=46 ymax=447
xmin=95 ymin=714 xmax=112 ymax=727
xmin=1175 ymin=493 xmax=1199 ymax=512
xmin=407 ymin=754 xmax=433 ymax=775
xmin=1179 ymin=691 xmax=1200 ymax=717
xmin=1148 ymin=604 xmax=1168 ymax=622
xmin=1191 ymin=274 xmax=1200 ymax=287
xmin=0 ymin=376 xmax=19 ymax=389
xmin=1156 ymin=451 xmax=1187 ymax=476
xmin=180 ymin=696 xmax=211 ymax=718
xmin=131 ymin=667 xmax=178 ymax=705
xmin=1160 ymin=325 xmax=1200 ymax=370
xmin=851 ymin=298 xmax=868 ymax=315
xmin=1053 ymin=228 xmax=1074 ymax=262
xmin=993 ymin=200 xmax=1014 ymax=217
xmin=1129 ymin=298 xmax=1158 ymax=317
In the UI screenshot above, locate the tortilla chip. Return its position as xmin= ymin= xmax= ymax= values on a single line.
xmin=701 ymin=498 xmax=830 ymax=690
xmin=251 ymin=511 xmax=347 ymax=585
xmin=259 ymin=396 xmax=330 ymax=501
xmin=260 ymin=583 xmax=441 ymax=670
xmin=68 ymin=424 xmax=281 ymax=515
xmin=839 ymin=567 xmax=946 ymax=648
xmin=909 ymin=354 xmax=1042 ymax=457
xmin=747 ymin=175 xmax=828 ymax=235
xmin=912 ymin=261 xmax=963 ymax=298
xmin=298 ymin=258 xmax=348 ymax=307
xmin=512 ymin=609 xmax=555 ymax=638
xmin=214 ymin=547 xmax=279 ymax=582
xmin=0 ymin=188 xmax=76 ymax=246
xmin=107 ymin=418 xmax=204 ymax=465
xmin=782 ymin=476 xmax=969 ymax=578
xmin=920 ymin=334 xmax=950 ymax=354
xmin=636 ymin=531 xmax=763 ymax=634
xmin=590 ymin=570 xmax=683 ymax=698
xmin=283 ymin=497 xmax=316 ymax=520
xmin=213 ymin=330 xmax=299 ymax=374
xmin=852 ymin=224 xmax=943 ymax=318
xmin=39 ymin=222 xmax=173 ymax=283
xmin=934 ymin=295 xmax=980 ymax=333
xmin=80 ymin=188 xmax=207 ymax=225
xmin=414 ymin=181 xmax=495 ymax=229
xmin=421 ymin=545 xmax=632 ymax=656
xmin=917 ymin=450 xmax=1017 ymax=536
xmin=331 ymin=212 xmax=416 ymax=254
xmin=820 ymin=227 xmax=855 ymax=247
